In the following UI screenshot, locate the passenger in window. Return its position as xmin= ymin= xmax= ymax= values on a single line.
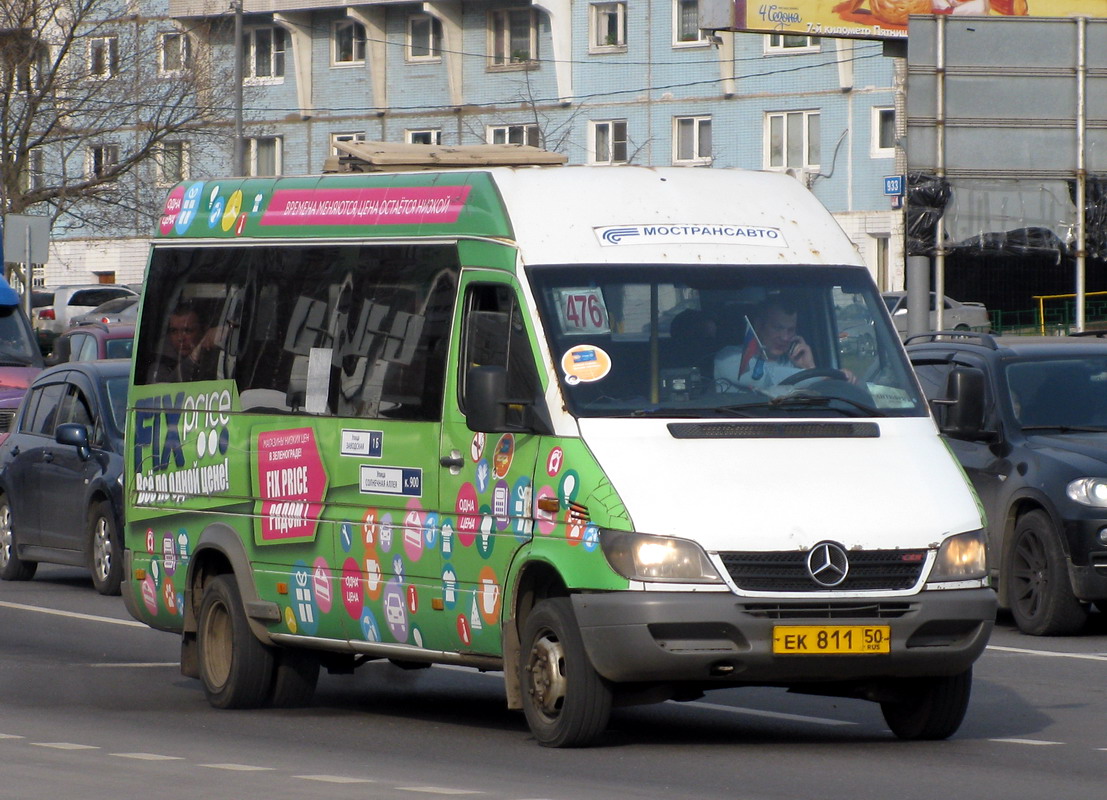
xmin=715 ymin=299 xmax=851 ymax=391
xmin=148 ymin=302 xmax=220 ymax=383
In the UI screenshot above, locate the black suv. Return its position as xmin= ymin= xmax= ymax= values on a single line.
xmin=906 ymin=332 xmax=1107 ymax=635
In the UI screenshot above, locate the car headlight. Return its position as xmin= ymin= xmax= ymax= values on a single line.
xmin=929 ymin=530 xmax=987 ymax=582
xmin=1067 ymin=478 xmax=1107 ymax=507
xmin=601 ymin=530 xmax=723 ymax=583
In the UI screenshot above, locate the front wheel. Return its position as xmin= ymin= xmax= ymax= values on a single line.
xmin=0 ymin=496 xmax=36 ymax=582
xmin=197 ymin=574 xmax=274 ymax=709
xmin=880 ymin=669 xmax=973 ymax=740
xmin=88 ymin=500 xmax=122 ymax=596
xmin=520 ymin=597 xmax=613 ymax=748
xmin=1004 ymin=509 xmax=1087 ymax=636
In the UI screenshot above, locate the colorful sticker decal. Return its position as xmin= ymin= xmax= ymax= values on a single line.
xmin=583 ymin=523 xmax=601 ymax=552
xmin=341 ymin=558 xmax=362 ymax=619
xmin=284 ymin=606 xmax=298 ymax=634
xmin=477 ymin=566 xmax=502 ymax=627
xmin=360 ymin=608 xmax=381 ymax=642
xmin=475 ymin=458 xmax=491 ymax=494
xmin=259 ymin=186 xmax=473 ymax=228
xmin=456 ymin=614 xmax=471 ymax=646
xmin=403 ymin=503 xmax=425 ymax=562
xmin=558 ymin=470 xmax=580 ymax=507
xmin=341 ymin=429 xmax=383 ymax=457
xmin=442 ymin=565 xmax=459 ymax=609
xmin=560 ymin=345 xmax=612 ymax=384
xmin=257 ymin=427 xmax=327 ymax=542
xmin=207 ymin=195 xmax=225 ymax=229
xmin=511 ymin=476 xmax=533 ymax=541
xmin=162 ymin=532 xmax=177 ymax=576
xmin=312 ymin=557 xmax=333 ymax=615
xmin=470 ymin=432 xmax=486 ymax=462
xmin=379 ymin=512 xmax=394 ymax=552
xmin=492 ymin=480 xmax=510 ymax=531
xmin=567 ymin=523 xmax=585 ymax=547
xmin=340 ymin=521 xmax=354 ymax=553
xmin=493 ymin=434 xmax=515 ymax=479
xmin=145 ymin=528 xmax=156 ymax=554
xmin=546 ymin=446 xmax=564 ymax=477
xmin=422 ymin=511 xmax=439 ymax=549
xmin=359 ymin=464 xmax=422 ymax=497
xmin=221 ymin=189 xmax=243 ymax=232
xmin=142 ymin=573 xmax=159 ymax=615
xmin=159 ymin=182 xmax=202 ymax=236
xmin=382 ymin=578 xmax=408 ymax=642
xmin=477 ymin=514 xmax=496 ymax=559
xmin=535 ymin=485 xmax=557 ymax=535
xmin=455 ymin=483 xmax=479 ymax=547
xmin=290 ymin=562 xmax=319 ymax=636
xmin=162 ymin=578 xmax=178 ymax=615
xmin=176 ymin=530 xmax=189 ymax=561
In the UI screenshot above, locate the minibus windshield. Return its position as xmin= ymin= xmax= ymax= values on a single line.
xmin=528 ymin=264 xmax=927 ymax=419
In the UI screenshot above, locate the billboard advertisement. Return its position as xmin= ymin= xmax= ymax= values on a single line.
xmin=700 ymin=0 xmax=1107 ymax=40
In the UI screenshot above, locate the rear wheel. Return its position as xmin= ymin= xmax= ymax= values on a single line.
xmin=1004 ymin=509 xmax=1087 ymax=635
xmin=88 ymin=500 xmax=122 ymax=596
xmin=880 ymin=669 xmax=973 ymax=740
xmin=520 ymin=597 xmax=613 ymax=748
xmin=197 ymin=574 xmax=274 ymax=709
xmin=0 ymin=496 xmax=36 ymax=582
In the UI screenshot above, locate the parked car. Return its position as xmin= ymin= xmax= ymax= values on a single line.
xmin=906 ymin=331 xmax=1107 ymax=636
xmin=0 ymin=283 xmax=47 ymax=442
xmin=48 ymin=323 xmax=135 ymax=365
xmin=34 ymin=285 xmax=139 ymax=337
xmin=0 ymin=359 xmax=130 ymax=594
xmin=883 ymin=291 xmax=991 ymax=337
xmin=68 ymin=295 xmax=139 ymax=327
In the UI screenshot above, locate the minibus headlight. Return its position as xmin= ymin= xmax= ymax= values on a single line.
xmin=929 ymin=530 xmax=987 ymax=583
xmin=601 ymin=530 xmax=723 ymax=583
xmin=1066 ymin=478 xmax=1107 ymax=507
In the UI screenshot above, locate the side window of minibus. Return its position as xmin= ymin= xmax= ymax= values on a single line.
xmin=459 ymin=284 xmax=541 ymax=412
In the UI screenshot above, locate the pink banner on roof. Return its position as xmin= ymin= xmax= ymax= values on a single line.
xmin=259 ymin=186 xmax=471 ymax=227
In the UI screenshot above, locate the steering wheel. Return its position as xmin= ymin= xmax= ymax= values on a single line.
xmin=778 ymin=368 xmax=849 ymax=386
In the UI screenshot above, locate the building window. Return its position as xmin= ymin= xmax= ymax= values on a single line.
xmin=407 ymin=129 xmax=442 ymax=145
xmin=765 ymin=33 xmax=820 ymax=52
xmin=332 ymin=20 xmax=366 ymax=65
xmin=244 ymin=27 xmax=286 ymax=80
xmin=331 ymin=132 xmax=366 ymax=155
xmin=489 ymin=9 xmax=537 ymax=67
xmin=590 ymin=120 xmax=628 ymax=164
xmin=590 ymin=3 xmax=627 ymax=50
xmin=156 ymin=141 xmax=189 ymax=185
xmin=89 ymin=36 xmax=118 ymax=78
xmin=88 ymin=144 xmax=119 ymax=178
xmin=19 ymin=148 xmax=45 ymax=192
xmin=15 ymin=44 xmax=48 ymax=92
xmin=766 ymin=110 xmax=821 ymax=171
xmin=872 ymin=106 xmax=896 ymax=158
xmin=488 ymin=124 xmax=540 ymax=148
xmin=673 ymin=0 xmax=707 ymax=45
xmin=673 ymin=115 xmax=711 ymax=165
xmin=407 ymin=14 xmax=443 ymax=61
xmin=249 ymin=136 xmax=281 ymax=176
xmin=160 ymin=32 xmax=190 ymax=73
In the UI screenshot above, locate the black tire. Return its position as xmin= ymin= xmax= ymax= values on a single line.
xmin=519 ymin=597 xmax=613 ymax=748
xmin=197 ymin=574 xmax=274 ymax=709
xmin=1004 ymin=509 xmax=1088 ymax=636
xmin=0 ymin=496 xmax=37 ymax=582
xmin=268 ymin=647 xmax=320 ymax=708
xmin=881 ymin=669 xmax=973 ymax=740
xmin=88 ymin=500 xmax=122 ymax=596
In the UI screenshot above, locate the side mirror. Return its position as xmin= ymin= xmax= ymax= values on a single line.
xmin=464 ymin=366 xmax=553 ymax=435
xmin=55 ymin=422 xmax=92 ymax=460
xmin=940 ymin=366 xmax=987 ymax=440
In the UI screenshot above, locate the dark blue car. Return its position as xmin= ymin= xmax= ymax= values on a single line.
xmin=0 ymin=359 xmax=130 ymax=594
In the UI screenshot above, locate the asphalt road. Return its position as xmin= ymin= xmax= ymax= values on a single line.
xmin=3 ymin=564 xmax=1106 ymax=800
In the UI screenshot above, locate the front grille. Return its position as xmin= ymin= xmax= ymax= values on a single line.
xmin=742 ymin=602 xmax=915 ymax=620
xmin=0 ymin=409 xmax=15 ymax=433
xmin=720 ymin=549 xmax=927 ymax=592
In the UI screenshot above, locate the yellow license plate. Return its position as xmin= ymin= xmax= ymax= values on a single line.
xmin=772 ymin=625 xmax=890 ymax=655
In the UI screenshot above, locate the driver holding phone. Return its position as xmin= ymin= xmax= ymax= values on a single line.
xmin=714 ymin=299 xmax=818 ymax=392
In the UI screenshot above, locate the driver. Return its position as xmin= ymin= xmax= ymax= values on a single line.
xmin=714 ymin=299 xmax=816 ymax=391
xmin=147 ymin=302 xmax=220 ymax=383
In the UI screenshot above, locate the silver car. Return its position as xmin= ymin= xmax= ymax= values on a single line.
xmin=882 ymin=291 xmax=991 ymax=337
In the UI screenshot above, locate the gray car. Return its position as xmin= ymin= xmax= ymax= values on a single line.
xmin=882 ymin=291 xmax=991 ymax=337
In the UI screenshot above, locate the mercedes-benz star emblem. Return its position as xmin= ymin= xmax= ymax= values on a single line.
xmin=806 ymin=542 xmax=849 ymax=587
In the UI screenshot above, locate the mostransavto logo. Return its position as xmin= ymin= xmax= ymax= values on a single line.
xmin=594 ymin=224 xmax=786 ymax=247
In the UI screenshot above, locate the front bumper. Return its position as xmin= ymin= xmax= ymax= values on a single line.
xmin=572 ymin=588 xmax=996 ymax=685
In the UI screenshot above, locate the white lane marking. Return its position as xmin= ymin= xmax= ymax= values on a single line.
xmin=989 ymin=738 xmax=1063 ymax=746
xmin=91 ymin=663 xmax=179 ymax=668
xmin=32 ymin=742 xmax=99 ymax=750
xmin=677 ymin=700 xmax=856 ymax=726
xmin=0 ymin=734 xmax=26 ymax=740
xmin=0 ymin=600 xmax=146 ymax=628
xmin=295 ymin=776 xmax=376 ymax=784
xmin=987 ymin=644 xmax=1107 ymax=662
xmin=112 ymin=753 xmax=185 ymax=761
xmin=199 ymin=763 xmax=275 ymax=771
xmin=397 ymin=788 xmax=482 ymax=795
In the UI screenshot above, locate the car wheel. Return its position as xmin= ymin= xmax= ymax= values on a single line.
xmin=0 ymin=496 xmax=37 ymax=582
xmin=520 ymin=597 xmax=613 ymax=748
xmin=197 ymin=574 xmax=274 ymax=709
xmin=88 ymin=500 xmax=122 ymax=595
xmin=1004 ymin=509 xmax=1088 ymax=636
xmin=880 ymin=668 xmax=972 ymax=740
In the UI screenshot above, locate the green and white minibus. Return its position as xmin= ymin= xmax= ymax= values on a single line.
xmin=123 ymin=151 xmax=996 ymax=747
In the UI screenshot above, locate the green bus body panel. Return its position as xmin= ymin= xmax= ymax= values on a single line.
xmin=156 ymin=172 xmax=513 ymax=241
